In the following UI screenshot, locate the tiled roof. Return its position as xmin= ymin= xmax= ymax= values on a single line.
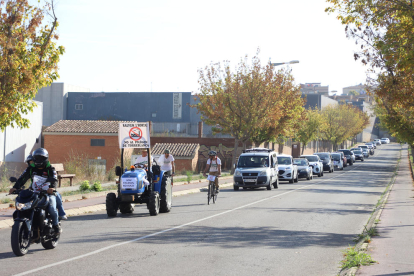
xmin=152 ymin=143 xmax=200 ymax=158
xmin=44 ymin=120 xmax=139 ymax=133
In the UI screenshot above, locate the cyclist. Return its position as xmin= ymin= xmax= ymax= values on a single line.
xmin=203 ymin=150 xmax=221 ymax=193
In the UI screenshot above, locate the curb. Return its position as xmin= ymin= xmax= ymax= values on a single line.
xmin=0 ymin=179 xmax=235 ymax=230
xmin=338 ymin=145 xmax=403 ymax=276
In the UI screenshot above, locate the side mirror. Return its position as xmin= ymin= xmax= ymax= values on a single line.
xmin=115 ymin=166 xmax=122 ymax=177
xmin=9 ymin=177 xmax=17 ymax=183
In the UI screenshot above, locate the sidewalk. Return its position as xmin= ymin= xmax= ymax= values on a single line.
xmin=357 ymin=145 xmax=414 ymax=275
xmin=0 ymin=175 xmax=234 ymax=229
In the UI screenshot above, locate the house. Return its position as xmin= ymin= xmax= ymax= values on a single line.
xmin=152 ymin=143 xmax=200 ymax=172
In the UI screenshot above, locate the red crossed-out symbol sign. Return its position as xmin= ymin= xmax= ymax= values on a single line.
xmin=129 ymin=127 xmax=142 ymax=141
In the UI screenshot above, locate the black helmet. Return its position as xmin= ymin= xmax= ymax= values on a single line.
xmin=24 ymin=154 xmax=33 ymax=165
xmin=208 ymin=150 xmax=217 ymax=156
xmin=32 ymin=148 xmax=49 ymax=168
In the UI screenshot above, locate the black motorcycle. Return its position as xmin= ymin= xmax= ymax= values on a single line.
xmin=9 ymin=177 xmax=61 ymax=256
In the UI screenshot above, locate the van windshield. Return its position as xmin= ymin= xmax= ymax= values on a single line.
xmin=237 ymin=156 xmax=269 ymax=168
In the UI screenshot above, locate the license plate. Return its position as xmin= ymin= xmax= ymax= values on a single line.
xmin=244 ymin=179 xmax=256 ymax=182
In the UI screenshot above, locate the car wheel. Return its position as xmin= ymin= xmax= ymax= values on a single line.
xmin=361 ymin=159 xmax=364 ymax=162
xmin=233 ymin=185 xmax=239 ymax=191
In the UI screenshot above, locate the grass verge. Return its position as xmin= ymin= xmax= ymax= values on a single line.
xmin=341 ymin=246 xmax=375 ymax=269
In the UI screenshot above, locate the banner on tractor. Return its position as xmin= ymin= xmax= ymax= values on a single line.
xmin=118 ymin=122 xmax=151 ymax=149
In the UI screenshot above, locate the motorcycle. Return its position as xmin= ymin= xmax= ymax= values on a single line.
xmin=9 ymin=177 xmax=62 ymax=256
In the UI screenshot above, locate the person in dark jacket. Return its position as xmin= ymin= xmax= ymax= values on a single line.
xmin=24 ymin=154 xmax=67 ymax=220
xmin=9 ymin=148 xmax=61 ymax=234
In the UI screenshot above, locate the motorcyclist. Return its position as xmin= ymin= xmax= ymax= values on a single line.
xmin=24 ymin=154 xmax=67 ymax=220
xmin=203 ymin=150 xmax=221 ymax=193
xmin=9 ymin=148 xmax=61 ymax=234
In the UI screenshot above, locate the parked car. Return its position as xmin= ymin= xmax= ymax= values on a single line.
xmin=331 ymin=153 xmax=344 ymax=170
xmin=314 ymin=152 xmax=334 ymax=173
xmin=336 ymin=151 xmax=347 ymax=167
xmin=358 ymin=146 xmax=370 ymax=158
xmin=293 ymin=158 xmax=313 ymax=180
xmin=374 ymin=139 xmax=382 ymax=145
xmin=365 ymin=143 xmax=375 ymax=154
xmin=337 ymin=149 xmax=355 ymax=165
xmin=353 ymin=149 xmax=364 ymax=161
xmin=300 ymin=155 xmax=324 ymax=177
xmin=233 ymin=148 xmax=279 ymax=190
xmin=359 ymin=145 xmax=373 ymax=156
xmin=381 ymin=138 xmax=390 ymax=144
xmin=277 ymin=154 xmax=298 ymax=183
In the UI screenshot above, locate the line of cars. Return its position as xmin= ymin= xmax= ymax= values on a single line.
xmin=232 ymin=139 xmax=389 ymax=191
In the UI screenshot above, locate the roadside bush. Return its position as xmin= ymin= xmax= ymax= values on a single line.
xmin=92 ymin=181 xmax=103 ymax=192
xmin=186 ymin=171 xmax=193 ymax=182
xmin=79 ymin=180 xmax=90 ymax=192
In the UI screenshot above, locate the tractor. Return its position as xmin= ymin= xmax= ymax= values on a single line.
xmin=106 ymin=148 xmax=172 ymax=217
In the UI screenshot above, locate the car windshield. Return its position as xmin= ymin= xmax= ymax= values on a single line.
xmin=331 ymin=154 xmax=341 ymax=161
xmin=315 ymin=153 xmax=330 ymax=159
xmin=293 ymin=159 xmax=308 ymax=166
xmin=359 ymin=146 xmax=368 ymax=149
xmin=301 ymin=156 xmax=319 ymax=162
xmin=338 ymin=149 xmax=352 ymax=155
xmin=237 ymin=156 xmax=269 ymax=168
xmin=354 ymin=150 xmax=362 ymax=154
xmin=277 ymin=156 xmax=292 ymax=165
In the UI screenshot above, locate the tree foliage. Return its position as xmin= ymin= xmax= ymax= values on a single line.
xmin=295 ymin=107 xmax=323 ymax=154
xmin=348 ymin=90 xmax=359 ymax=96
xmin=326 ymin=0 xmax=414 ymax=145
xmin=319 ymin=104 xmax=369 ymax=151
xmin=193 ymin=50 xmax=304 ymax=171
xmin=0 ymin=0 xmax=64 ymax=131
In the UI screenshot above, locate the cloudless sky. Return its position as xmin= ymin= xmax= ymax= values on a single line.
xmin=53 ymin=0 xmax=367 ymax=94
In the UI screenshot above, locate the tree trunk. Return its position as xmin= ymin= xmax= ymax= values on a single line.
xmin=231 ymin=138 xmax=239 ymax=175
xmin=301 ymin=144 xmax=305 ymax=155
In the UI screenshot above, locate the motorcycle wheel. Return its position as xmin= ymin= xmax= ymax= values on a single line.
xmin=42 ymin=234 xmax=59 ymax=250
xmin=11 ymin=221 xmax=30 ymax=256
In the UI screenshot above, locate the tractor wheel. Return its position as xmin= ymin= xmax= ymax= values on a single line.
xmin=148 ymin=192 xmax=160 ymax=216
xmin=106 ymin=193 xmax=118 ymax=217
xmin=119 ymin=203 xmax=134 ymax=214
xmin=160 ymin=176 xmax=172 ymax=213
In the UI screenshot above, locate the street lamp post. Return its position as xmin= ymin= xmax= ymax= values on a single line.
xmin=269 ymin=59 xmax=299 ymax=67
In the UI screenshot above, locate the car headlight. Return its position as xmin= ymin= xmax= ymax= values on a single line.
xmin=286 ymin=167 xmax=291 ymax=170
xmin=259 ymin=170 xmax=267 ymax=176
xmin=235 ymin=170 xmax=242 ymax=177
xmin=15 ymin=201 xmax=33 ymax=211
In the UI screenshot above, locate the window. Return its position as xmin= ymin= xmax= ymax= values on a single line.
xmin=152 ymin=112 xmax=157 ymax=118
xmin=75 ymin=104 xmax=83 ymax=110
xmin=91 ymin=139 xmax=105 ymax=146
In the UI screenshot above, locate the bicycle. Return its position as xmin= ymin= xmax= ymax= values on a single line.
xmin=206 ymin=174 xmax=219 ymax=205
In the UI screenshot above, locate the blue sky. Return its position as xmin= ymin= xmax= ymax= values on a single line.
xmin=53 ymin=0 xmax=367 ymax=94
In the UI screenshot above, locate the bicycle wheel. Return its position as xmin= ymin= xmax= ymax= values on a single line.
xmin=213 ymin=184 xmax=217 ymax=204
xmin=207 ymin=181 xmax=211 ymax=205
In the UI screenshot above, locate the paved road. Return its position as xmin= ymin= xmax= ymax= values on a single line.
xmin=0 ymin=144 xmax=401 ymax=276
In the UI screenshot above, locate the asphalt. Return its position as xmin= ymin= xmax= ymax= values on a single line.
xmin=0 ymin=144 xmax=404 ymax=276
xmin=357 ymin=144 xmax=414 ymax=275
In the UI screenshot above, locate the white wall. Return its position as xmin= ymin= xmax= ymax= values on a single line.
xmin=0 ymin=101 xmax=43 ymax=162
xmin=35 ymin=83 xmax=90 ymax=126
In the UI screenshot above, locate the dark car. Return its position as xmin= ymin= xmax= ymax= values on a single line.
xmin=314 ymin=152 xmax=334 ymax=173
xmin=353 ymin=149 xmax=364 ymax=161
xmin=337 ymin=149 xmax=354 ymax=165
xmin=293 ymin=158 xmax=313 ymax=180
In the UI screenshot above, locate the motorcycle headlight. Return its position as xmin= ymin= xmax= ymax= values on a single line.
xmin=259 ymin=170 xmax=267 ymax=176
xmin=15 ymin=201 xmax=33 ymax=211
xmin=235 ymin=170 xmax=242 ymax=177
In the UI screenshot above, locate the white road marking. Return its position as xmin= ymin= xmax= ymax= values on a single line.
xmin=15 ymin=148 xmax=390 ymax=276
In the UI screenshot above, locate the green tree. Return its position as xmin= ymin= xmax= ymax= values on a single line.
xmin=0 ymin=0 xmax=64 ymax=131
xmin=295 ymin=107 xmax=322 ymax=154
xmin=348 ymin=90 xmax=359 ymax=96
xmin=326 ymin=0 xmax=414 ymax=145
xmin=194 ymin=50 xmax=304 ymax=173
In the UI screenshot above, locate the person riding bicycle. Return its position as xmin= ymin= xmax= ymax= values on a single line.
xmin=24 ymin=154 xmax=67 ymax=220
xmin=9 ymin=148 xmax=61 ymax=234
xmin=203 ymin=150 xmax=221 ymax=193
